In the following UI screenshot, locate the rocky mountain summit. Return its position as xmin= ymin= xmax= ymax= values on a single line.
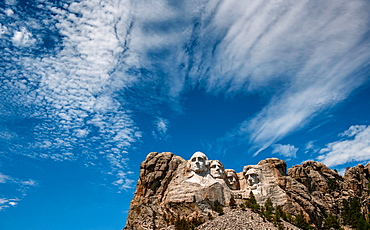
xmin=124 ymin=152 xmax=370 ymax=230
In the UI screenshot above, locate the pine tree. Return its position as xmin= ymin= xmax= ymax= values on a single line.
xmin=286 ymin=213 xmax=294 ymax=224
xmin=327 ymin=178 xmax=339 ymax=191
xmin=213 ymin=200 xmax=224 ymax=215
xmin=245 ymin=192 xmax=260 ymax=212
xmin=355 ymin=217 xmax=370 ymax=230
xmin=342 ymin=197 xmax=363 ymax=228
xmin=249 ymin=191 xmax=257 ymax=203
xmin=229 ymin=196 xmax=237 ymax=209
xmin=342 ymin=199 xmax=350 ymax=225
xmin=294 ymin=210 xmax=311 ymax=230
xmin=274 ymin=205 xmax=285 ymax=224
xmin=173 ymin=216 xmax=204 ymax=230
xmin=323 ymin=213 xmax=340 ymax=230
xmin=264 ymin=198 xmax=274 ymax=221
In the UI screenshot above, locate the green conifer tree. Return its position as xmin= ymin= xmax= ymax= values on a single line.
xmin=245 ymin=192 xmax=260 ymax=212
xmin=213 ymin=200 xmax=224 ymax=215
xmin=323 ymin=213 xmax=340 ymax=230
xmin=229 ymin=196 xmax=237 ymax=209
xmin=342 ymin=197 xmax=364 ymax=228
xmin=294 ymin=210 xmax=311 ymax=230
xmin=274 ymin=205 xmax=284 ymax=224
xmin=264 ymin=198 xmax=274 ymax=221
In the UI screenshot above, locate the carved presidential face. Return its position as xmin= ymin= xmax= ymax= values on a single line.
xmin=225 ymin=169 xmax=239 ymax=190
xmin=189 ymin=152 xmax=208 ymax=173
xmin=245 ymin=168 xmax=260 ymax=186
xmin=209 ymin=160 xmax=225 ymax=179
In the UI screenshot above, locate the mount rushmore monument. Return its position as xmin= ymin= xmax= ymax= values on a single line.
xmin=164 ymin=151 xmax=287 ymax=206
xmin=124 ymin=151 xmax=370 ymax=229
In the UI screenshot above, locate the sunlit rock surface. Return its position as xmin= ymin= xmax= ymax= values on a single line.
xmin=124 ymin=152 xmax=370 ymax=230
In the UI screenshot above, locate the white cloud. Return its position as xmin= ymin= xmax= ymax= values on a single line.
xmin=304 ymin=140 xmax=320 ymax=154
xmin=0 ymin=173 xmax=36 ymax=211
xmin=8 ymin=201 xmax=18 ymax=206
xmin=0 ymin=198 xmax=8 ymax=205
xmin=109 ymin=0 xmax=370 ymax=156
xmin=1 ymin=0 xmax=370 ymax=192
xmin=0 ymin=198 xmax=20 ymax=210
xmin=157 ymin=118 xmax=168 ymax=134
xmin=272 ymin=144 xmax=298 ymax=158
xmin=152 ymin=117 xmax=169 ymax=140
xmin=5 ymin=0 xmax=18 ymax=6
xmin=317 ymin=125 xmax=370 ymax=167
xmin=305 ymin=141 xmax=315 ymax=150
xmin=21 ymin=180 xmax=38 ymax=186
xmin=340 ymin=125 xmax=366 ymax=137
xmin=5 ymin=9 xmax=14 ymax=16
xmin=0 ymin=172 xmax=37 ymax=187
xmin=112 ymin=170 xmax=135 ymax=190
xmin=12 ymin=27 xmax=36 ymax=47
xmin=0 ymin=24 xmax=8 ymax=37
xmin=0 ymin=173 xmax=10 ymax=183
xmin=32 ymin=0 xmax=140 ymax=154
xmin=1 ymin=0 xmax=141 ymax=187
xmin=199 ymin=0 xmax=370 ymax=154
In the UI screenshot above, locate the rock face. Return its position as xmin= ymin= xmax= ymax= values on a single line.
xmin=124 ymin=152 xmax=370 ymax=230
xmin=125 ymin=152 xmax=185 ymax=229
xmin=238 ymin=158 xmax=289 ymax=206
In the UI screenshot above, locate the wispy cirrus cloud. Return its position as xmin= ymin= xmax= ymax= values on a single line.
xmin=0 ymin=171 xmax=37 ymax=188
xmin=1 ymin=0 xmax=370 ymax=192
xmin=317 ymin=125 xmax=370 ymax=167
xmin=0 ymin=172 xmax=37 ymax=210
xmin=0 ymin=173 xmax=10 ymax=184
xmin=152 ymin=117 xmax=169 ymax=140
xmin=194 ymin=0 xmax=370 ymax=155
xmin=122 ymin=0 xmax=370 ymax=156
xmin=272 ymin=144 xmax=298 ymax=159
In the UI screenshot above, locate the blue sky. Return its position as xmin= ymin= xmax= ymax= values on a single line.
xmin=1 ymin=0 xmax=370 ymax=229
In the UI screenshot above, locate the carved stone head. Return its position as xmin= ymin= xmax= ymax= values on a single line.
xmin=225 ymin=169 xmax=240 ymax=190
xmin=189 ymin=151 xmax=209 ymax=174
xmin=245 ymin=168 xmax=260 ymax=186
xmin=209 ymin=160 xmax=225 ymax=179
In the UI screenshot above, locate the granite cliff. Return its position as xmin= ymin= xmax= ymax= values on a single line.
xmin=124 ymin=152 xmax=370 ymax=230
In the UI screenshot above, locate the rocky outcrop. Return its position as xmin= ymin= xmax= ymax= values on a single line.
xmin=124 ymin=152 xmax=370 ymax=230
xmin=343 ymin=163 xmax=370 ymax=217
xmin=283 ymin=161 xmax=370 ymax=228
xmin=284 ymin=161 xmax=343 ymax=227
xmin=343 ymin=164 xmax=370 ymax=197
xmin=125 ymin=152 xmax=185 ymax=229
